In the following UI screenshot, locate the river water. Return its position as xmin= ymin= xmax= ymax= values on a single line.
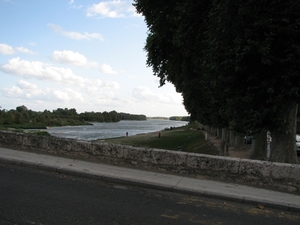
xmin=46 ymin=120 xmax=189 ymax=141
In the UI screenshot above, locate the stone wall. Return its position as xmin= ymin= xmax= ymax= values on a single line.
xmin=0 ymin=130 xmax=299 ymax=193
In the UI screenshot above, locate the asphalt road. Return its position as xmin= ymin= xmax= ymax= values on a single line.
xmin=0 ymin=164 xmax=299 ymax=225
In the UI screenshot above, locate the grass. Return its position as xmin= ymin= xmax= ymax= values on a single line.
xmin=101 ymin=123 xmax=219 ymax=155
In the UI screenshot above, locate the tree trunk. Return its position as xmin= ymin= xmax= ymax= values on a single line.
xmin=234 ymin=135 xmax=246 ymax=151
xmin=221 ymin=128 xmax=229 ymax=156
xmin=250 ymin=129 xmax=267 ymax=160
xmin=217 ymin=128 xmax=222 ymax=139
xmin=270 ymin=103 xmax=299 ymax=164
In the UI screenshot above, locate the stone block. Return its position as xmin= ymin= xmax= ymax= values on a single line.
xmin=48 ymin=136 xmax=72 ymax=152
xmin=71 ymin=140 xmax=91 ymax=152
xmin=239 ymin=159 xmax=272 ymax=180
xmin=22 ymin=134 xmax=48 ymax=149
xmin=200 ymin=155 xmax=240 ymax=174
xmin=0 ymin=131 xmax=23 ymax=147
xmin=186 ymin=153 xmax=201 ymax=168
xmin=187 ymin=153 xmax=240 ymax=174
xmin=123 ymin=146 xmax=151 ymax=163
xmin=91 ymin=142 xmax=123 ymax=158
xmin=271 ymin=162 xmax=300 ymax=181
xmin=151 ymin=148 xmax=187 ymax=166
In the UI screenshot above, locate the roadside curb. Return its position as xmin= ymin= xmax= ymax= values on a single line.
xmin=1 ymin=155 xmax=300 ymax=213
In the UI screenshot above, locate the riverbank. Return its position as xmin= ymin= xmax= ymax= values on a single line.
xmin=100 ymin=124 xmax=220 ymax=155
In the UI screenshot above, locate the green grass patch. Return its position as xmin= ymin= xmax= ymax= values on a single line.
xmin=102 ymin=124 xmax=219 ymax=155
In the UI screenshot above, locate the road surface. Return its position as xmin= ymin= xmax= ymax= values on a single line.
xmin=0 ymin=164 xmax=299 ymax=225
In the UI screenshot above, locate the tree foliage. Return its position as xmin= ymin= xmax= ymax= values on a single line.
xmin=0 ymin=106 xmax=147 ymax=129
xmin=134 ymin=0 xmax=300 ymax=163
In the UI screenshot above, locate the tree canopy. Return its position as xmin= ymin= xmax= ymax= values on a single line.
xmin=134 ymin=0 xmax=300 ymax=163
xmin=0 ymin=106 xmax=147 ymax=129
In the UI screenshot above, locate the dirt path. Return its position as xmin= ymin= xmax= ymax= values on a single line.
xmin=204 ymin=131 xmax=251 ymax=159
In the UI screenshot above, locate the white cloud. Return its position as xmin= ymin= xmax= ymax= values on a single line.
xmin=16 ymin=46 xmax=36 ymax=55
xmin=2 ymin=86 xmax=23 ymax=97
xmin=95 ymin=79 xmax=120 ymax=89
xmin=2 ymin=80 xmax=44 ymax=99
xmin=52 ymin=50 xmax=118 ymax=74
xmin=87 ymin=0 xmax=138 ymax=18
xmin=52 ymin=50 xmax=98 ymax=67
xmin=87 ymin=86 xmax=116 ymax=98
xmin=53 ymin=88 xmax=84 ymax=103
xmin=69 ymin=0 xmax=74 ymax=4
xmin=17 ymin=80 xmax=38 ymax=90
xmin=1 ymin=78 xmax=120 ymax=111
xmin=132 ymin=86 xmax=175 ymax=103
xmin=0 ymin=57 xmax=85 ymax=85
xmin=1 ymin=80 xmax=85 ymax=105
xmin=17 ymin=80 xmax=46 ymax=98
xmin=100 ymin=63 xmax=118 ymax=75
xmin=0 ymin=43 xmax=36 ymax=55
xmin=0 ymin=43 xmax=15 ymax=54
xmin=48 ymin=24 xmax=104 ymax=41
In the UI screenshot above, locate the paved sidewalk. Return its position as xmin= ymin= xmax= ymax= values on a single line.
xmin=1 ymin=147 xmax=300 ymax=212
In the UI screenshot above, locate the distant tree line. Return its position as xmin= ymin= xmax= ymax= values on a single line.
xmin=0 ymin=105 xmax=146 ymax=129
xmin=80 ymin=111 xmax=146 ymax=122
xmin=148 ymin=116 xmax=169 ymax=120
xmin=169 ymin=116 xmax=190 ymax=122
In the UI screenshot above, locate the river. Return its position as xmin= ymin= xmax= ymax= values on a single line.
xmin=46 ymin=120 xmax=189 ymax=141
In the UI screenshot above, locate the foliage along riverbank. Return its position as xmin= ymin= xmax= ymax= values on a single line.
xmin=0 ymin=105 xmax=147 ymax=130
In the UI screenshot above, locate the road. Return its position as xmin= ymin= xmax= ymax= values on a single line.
xmin=0 ymin=164 xmax=299 ymax=225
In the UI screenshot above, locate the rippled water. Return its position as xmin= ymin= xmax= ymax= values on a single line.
xmin=46 ymin=120 xmax=189 ymax=141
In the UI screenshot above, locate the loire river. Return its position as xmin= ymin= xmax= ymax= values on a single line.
xmin=46 ymin=120 xmax=189 ymax=141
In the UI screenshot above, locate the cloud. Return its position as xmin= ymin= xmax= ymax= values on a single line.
xmin=2 ymin=86 xmax=23 ymax=98
xmin=52 ymin=50 xmax=117 ymax=74
xmin=68 ymin=0 xmax=82 ymax=9
xmin=0 ymin=43 xmax=15 ymax=55
xmin=52 ymin=50 xmax=98 ymax=67
xmin=16 ymin=46 xmax=37 ymax=55
xmin=84 ymin=78 xmax=120 ymax=90
xmin=48 ymin=24 xmax=104 ymax=41
xmin=132 ymin=86 xmax=180 ymax=104
xmin=2 ymin=80 xmax=84 ymax=104
xmin=1 ymin=77 xmax=119 ymax=104
xmin=2 ymin=80 xmax=44 ymax=99
xmin=53 ymin=88 xmax=84 ymax=103
xmin=99 ymin=63 xmax=118 ymax=75
xmin=17 ymin=80 xmax=39 ymax=90
xmin=0 ymin=43 xmax=36 ymax=55
xmin=87 ymin=0 xmax=138 ymax=18
xmin=0 ymin=57 xmax=85 ymax=85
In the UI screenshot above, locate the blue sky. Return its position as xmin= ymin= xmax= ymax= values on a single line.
xmin=0 ymin=0 xmax=188 ymax=117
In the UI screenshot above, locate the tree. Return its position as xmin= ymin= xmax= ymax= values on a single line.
xmin=203 ymin=0 xmax=300 ymax=163
xmin=109 ymin=110 xmax=120 ymax=122
xmin=16 ymin=105 xmax=28 ymax=113
xmin=134 ymin=0 xmax=300 ymax=163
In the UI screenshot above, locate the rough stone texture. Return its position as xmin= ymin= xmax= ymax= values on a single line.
xmin=0 ymin=130 xmax=300 ymax=193
xmin=0 ymin=131 xmax=23 ymax=148
xmin=238 ymin=159 xmax=273 ymax=187
xmin=271 ymin=162 xmax=300 ymax=180
xmin=186 ymin=154 xmax=241 ymax=180
xmin=90 ymin=142 xmax=124 ymax=161
xmin=123 ymin=146 xmax=151 ymax=163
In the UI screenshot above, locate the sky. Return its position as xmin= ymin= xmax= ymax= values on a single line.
xmin=0 ymin=0 xmax=188 ymax=117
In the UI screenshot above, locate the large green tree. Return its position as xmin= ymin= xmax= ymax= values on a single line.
xmin=134 ymin=0 xmax=300 ymax=163
xmin=204 ymin=0 xmax=300 ymax=163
